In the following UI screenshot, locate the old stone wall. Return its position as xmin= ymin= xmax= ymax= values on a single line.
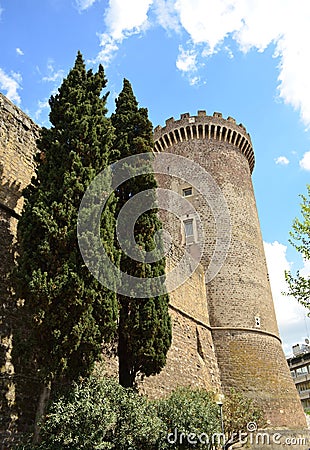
xmin=138 ymin=249 xmax=221 ymax=397
xmin=0 ymin=93 xmax=40 ymax=442
xmin=0 ymin=93 xmax=39 ymax=214
xmin=213 ymin=329 xmax=306 ymax=427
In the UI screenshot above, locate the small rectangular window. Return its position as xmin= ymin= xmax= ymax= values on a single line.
xmin=183 ymin=187 xmax=192 ymax=197
xmin=297 ymin=366 xmax=308 ymax=375
xmin=184 ymin=219 xmax=194 ymax=237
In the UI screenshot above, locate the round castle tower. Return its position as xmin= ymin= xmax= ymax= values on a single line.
xmin=154 ymin=110 xmax=306 ymax=429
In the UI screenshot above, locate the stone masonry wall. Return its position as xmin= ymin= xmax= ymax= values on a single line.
xmin=213 ymin=329 xmax=306 ymax=427
xmin=0 ymin=93 xmax=40 ymax=442
xmin=0 ymin=93 xmax=39 ymax=214
xmin=138 ymin=247 xmax=221 ymax=397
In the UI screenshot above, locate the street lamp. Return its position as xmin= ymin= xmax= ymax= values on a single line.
xmin=216 ymin=393 xmax=225 ymax=449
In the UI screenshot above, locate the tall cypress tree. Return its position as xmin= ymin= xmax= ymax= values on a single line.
xmin=111 ymin=79 xmax=171 ymax=388
xmin=13 ymin=52 xmax=118 ymax=431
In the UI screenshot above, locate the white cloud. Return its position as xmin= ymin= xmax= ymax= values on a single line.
xmin=275 ymin=156 xmax=289 ymax=165
xmin=299 ymin=151 xmax=310 ymax=171
xmin=16 ymin=47 xmax=24 ymax=56
xmin=189 ymin=76 xmax=200 ymax=86
xmin=174 ymin=0 xmax=243 ymax=52
xmin=94 ymin=0 xmax=153 ymax=65
xmin=92 ymin=33 xmax=120 ymax=66
xmin=105 ymin=0 xmax=153 ymax=40
xmin=42 ymin=60 xmax=64 ymax=83
xmin=224 ymin=45 xmax=234 ymax=59
xmin=264 ymin=241 xmax=310 ymax=356
xmin=34 ymin=87 xmax=58 ymax=125
xmin=34 ymin=99 xmax=49 ymax=121
xmin=0 ymin=68 xmax=22 ymax=104
xmin=153 ymin=0 xmax=180 ymax=32
xmin=75 ymin=0 xmax=96 ymax=12
xmin=300 ymin=259 xmax=310 ymax=278
xmin=176 ymin=45 xmax=197 ymax=72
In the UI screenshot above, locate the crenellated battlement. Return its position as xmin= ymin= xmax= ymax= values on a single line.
xmin=154 ymin=110 xmax=255 ymax=173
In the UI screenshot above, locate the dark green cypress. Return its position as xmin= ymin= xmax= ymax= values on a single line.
xmin=111 ymin=79 xmax=171 ymax=388
xmin=13 ymin=52 xmax=118 ymax=396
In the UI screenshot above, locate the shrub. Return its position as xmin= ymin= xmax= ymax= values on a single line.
xmin=156 ymin=387 xmax=220 ymax=449
xmin=21 ymin=376 xmax=162 ymax=450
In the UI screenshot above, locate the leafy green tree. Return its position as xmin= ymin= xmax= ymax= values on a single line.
xmin=17 ymin=375 xmax=163 ymax=450
xmin=111 ymin=79 xmax=171 ymax=388
xmin=16 ymin=377 xmax=222 ymax=450
xmin=285 ymin=185 xmax=310 ymax=307
xmin=13 ymin=52 xmax=118 ymax=438
xmin=156 ymin=387 xmax=220 ymax=450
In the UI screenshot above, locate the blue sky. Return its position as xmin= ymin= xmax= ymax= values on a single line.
xmin=0 ymin=0 xmax=309 ymax=355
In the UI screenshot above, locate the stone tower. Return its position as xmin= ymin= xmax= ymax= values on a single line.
xmin=153 ymin=110 xmax=306 ymax=429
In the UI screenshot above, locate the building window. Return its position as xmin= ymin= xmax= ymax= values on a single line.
xmin=255 ymin=316 xmax=261 ymax=327
xmin=183 ymin=219 xmax=194 ymax=237
xmin=183 ymin=187 xmax=193 ymax=197
xmin=296 ymin=366 xmax=308 ymax=376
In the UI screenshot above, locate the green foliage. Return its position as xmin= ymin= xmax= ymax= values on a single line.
xmin=111 ymin=79 xmax=171 ymax=387
xmin=156 ymin=387 xmax=220 ymax=449
xmin=12 ymin=52 xmax=119 ymax=385
xmin=16 ymin=377 xmax=223 ymax=450
xmin=223 ymin=389 xmax=265 ymax=439
xmin=285 ymin=185 xmax=310 ymax=308
xmin=17 ymin=376 xmax=162 ymax=450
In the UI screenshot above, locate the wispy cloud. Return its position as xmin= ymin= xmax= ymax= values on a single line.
xmin=75 ymin=0 xmax=97 ymax=12
xmin=153 ymin=0 xmax=180 ymax=32
xmin=16 ymin=47 xmax=24 ymax=56
xmin=275 ymin=156 xmax=289 ymax=165
xmin=92 ymin=0 xmax=153 ymax=65
xmin=42 ymin=60 xmax=64 ymax=83
xmin=0 ymin=68 xmax=22 ymax=104
xmin=176 ymin=45 xmax=197 ymax=72
xmin=299 ymin=151 xmax=310 ymax=171
xmin=34 ymin=98 xmax=50 ymax=123
xmin=92 ymin=33 xmax=120 ymax=66
xmin=264 ymin=240 xmax=310 ymax=356
xmin=34 ymin=88 xmax=58 ymax=126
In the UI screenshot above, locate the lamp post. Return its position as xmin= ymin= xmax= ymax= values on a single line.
xmin=216 ymin=393 xmax=225 ymax=449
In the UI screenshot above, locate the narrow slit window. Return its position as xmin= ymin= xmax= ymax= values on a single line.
xmin=183 ymin=187 xmax=192 ymax=197
xmin=184 ymin=219 xmax=194 ymax=237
